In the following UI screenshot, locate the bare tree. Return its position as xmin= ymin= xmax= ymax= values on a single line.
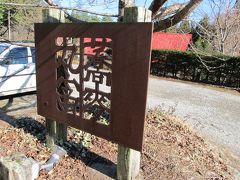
xmin=194 ymin=0 xmax=240 ymax=56
xmin=214 ymin=8 xmax=240 ymax=55
xmin=150 ymin=0 xmax=202 ymax=31
xmin=44 ymin=0 xmax=203 ymax=32
xmin=1 ymin=0 xmax=203 ymax=41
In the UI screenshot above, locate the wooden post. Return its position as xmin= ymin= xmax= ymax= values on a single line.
xmin=56 ymin=121 xmax=67 ymax=143
xmin=45 ymin=118 xmax=56 ymax=148
xmin=117 ymin=145 xmax=141 ymax=180
xmin=123 ymin=7 xmax=152 ymax=23
xmin=117 ymin=6 xmax=152 ymax=180
xmin=42 ymin=8 xmax=67 ymax=148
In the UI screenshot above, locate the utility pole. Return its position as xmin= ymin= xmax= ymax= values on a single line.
xmin=8 ymin=9 xmax=11 ymax=40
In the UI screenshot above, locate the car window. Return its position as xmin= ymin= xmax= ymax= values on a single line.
xmin=6 ymin=47 xmax=28 ymax=64
xmin=0 ymin=46 xmax=8 ymax=54
xmin=30 ymin=48 xmax=36 ymax=63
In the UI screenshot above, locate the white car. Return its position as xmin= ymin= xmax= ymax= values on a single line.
xmin=0 ymin=42 xmax=11 ymax=54
xmin=0 ymin=44 xmax=36 ymax=99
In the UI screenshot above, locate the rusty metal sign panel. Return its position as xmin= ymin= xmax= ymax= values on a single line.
xmin=35 ymin=23 xmax=152 ymax=151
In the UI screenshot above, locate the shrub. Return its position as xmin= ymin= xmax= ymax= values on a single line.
xmin=151 ymin=49 xmax=240 ymax=88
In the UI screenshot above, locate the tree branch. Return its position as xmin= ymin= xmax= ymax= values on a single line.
xmin=153 ymin=3 xmax=185 ymax=21
xmin=149 ymin=0 xmax=168 ymax=17
xmin=0 ymin=27 xmax=8 ymax=37
xmin=1 ymin=2 xmax=117 ymax=17
xmin=0 ymin=38 xmax=34 ymax=47
xmin=154 ymin=0 xmax=202 ymax=31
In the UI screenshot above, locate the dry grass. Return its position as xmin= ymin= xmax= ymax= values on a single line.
xmin=142 ymin=108 xmax=238 ymax=179
xmin=0 ymin=96 xmax=239 ymax=179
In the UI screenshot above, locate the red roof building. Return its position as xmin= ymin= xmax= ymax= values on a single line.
xmin=152 ymin=32 xmax=192 ymax=51
xmin=83 ymin=32 xmax=192 ymax=55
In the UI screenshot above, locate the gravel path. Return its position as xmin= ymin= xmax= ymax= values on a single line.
xmin=147 ymin=76 xmax=240 ymax=157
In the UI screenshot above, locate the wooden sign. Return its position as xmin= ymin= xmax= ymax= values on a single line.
xmin=35 ymin=23 xmax=152 ymax=151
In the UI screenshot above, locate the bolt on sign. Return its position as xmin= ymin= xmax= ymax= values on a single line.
xmin=35 ymin=23 xmax=153 ymax=151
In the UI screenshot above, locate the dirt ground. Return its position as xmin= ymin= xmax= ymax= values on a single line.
xmin=0 ymin=95 xmax=240 ymax=179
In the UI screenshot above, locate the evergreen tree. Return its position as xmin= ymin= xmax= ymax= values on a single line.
xmin=191 ymin=15 xmax=214 ymax=52
xmin=178 ymin=20 xmax=191 ymax=33
xmin=0 ymin=0 xmax=42 ymax=39
xmin=165 ymin=25 xmax=178 ymax=33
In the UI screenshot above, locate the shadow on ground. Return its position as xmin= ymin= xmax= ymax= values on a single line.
xmin=0 ymin=97 xmax=116 ymax=179
xmin=62 ymin=141 xmax=116 ymax=179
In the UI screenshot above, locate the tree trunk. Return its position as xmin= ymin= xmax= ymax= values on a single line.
xmin=154 ymin=0 xmax=202 ymax=31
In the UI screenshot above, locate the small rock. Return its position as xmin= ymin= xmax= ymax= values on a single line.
xmin=0 ymin=153 xmax=40 ymax=180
